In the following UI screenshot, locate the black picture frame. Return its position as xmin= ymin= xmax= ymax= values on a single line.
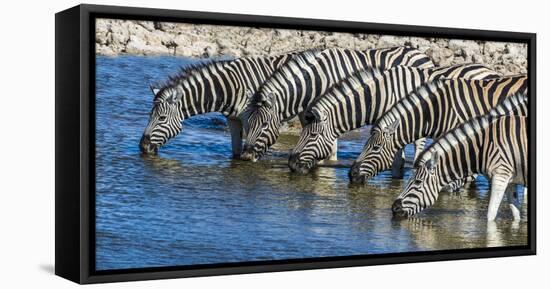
xmin=55 ymin=4 xmax=537 ymax=284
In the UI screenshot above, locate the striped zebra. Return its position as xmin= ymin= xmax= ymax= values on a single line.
xmin=139 ymin=52 xmax=298 ymax=156
xmin=350 ymin=75 xmax=528 ymax=184
xmin=240 ymin=46 xmax=434 ymax=162
xmin=287 ymin=64 xmax=501 ymax=174
xmin=392 ymin=108 xmax=528 ymax=221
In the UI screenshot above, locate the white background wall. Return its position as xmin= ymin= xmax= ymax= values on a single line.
xmin=0 ymin=0 xmax=546 ymax=288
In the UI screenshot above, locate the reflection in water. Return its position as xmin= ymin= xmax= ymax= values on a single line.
xmin=95 ymin=56 xmax=528 ymax=271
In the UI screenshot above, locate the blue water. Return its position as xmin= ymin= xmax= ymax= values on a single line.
xmin=95 ymin=56 xmax=528 ymax=271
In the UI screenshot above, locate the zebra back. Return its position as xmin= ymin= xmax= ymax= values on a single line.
xmin=310 ymin=64 xmax=504 ymax=137
xmin=421 ymin=113 xmax=528 ymax=186
xmin=424 ymin=63 xmax=501 ymax=80
xmin=398 ymin=75 xmax=526 ymax=141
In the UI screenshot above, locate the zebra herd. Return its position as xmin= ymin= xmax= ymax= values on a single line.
xmin=139 ymin=45 xmax=529 ymax=221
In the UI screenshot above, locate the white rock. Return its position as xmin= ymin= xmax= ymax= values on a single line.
xmin=484 ymin=42 xmax=506 ymax=55
xmin=425 ymin=47 xmax=454 ymax=66
xmin=93 ymin=19 xmax=527 ymax=75
xmin=96 ymin=44 xmax=116 ymax=56
xmin=378 ymin=35 xmax=406 ymax=48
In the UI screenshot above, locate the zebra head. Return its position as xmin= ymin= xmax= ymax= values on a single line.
xmin=139 ymin=86 xmax=184 ymax=154
xmin=241 ymin=92 xmax=281 ymax=162
xmin=349 ymin=119 xmax=400 ymax=183
xmin=392 ymin=151 xmax=442 ymax=218
xmin=288 ymin=108 xmax=334 ymax=174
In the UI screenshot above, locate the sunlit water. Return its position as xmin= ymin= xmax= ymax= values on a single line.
xmin=95 ymin=56 xmax=528 ymax=271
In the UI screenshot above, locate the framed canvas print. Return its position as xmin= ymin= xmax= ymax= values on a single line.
xmin=55 ymin=4 xmax=536 ymax=284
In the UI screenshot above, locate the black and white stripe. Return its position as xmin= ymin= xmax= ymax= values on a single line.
xmin=287 ymin=64 xmax=501 ymax=174
xmin=240 ymin=46 xmax=435 ymax=161
xmin=392 ymin=99 xmax=528 ymax=221
xmin=139 ymin=52 xmax=298 ymax=156
xmin=350 ymin=75 xmax=528 ymax=183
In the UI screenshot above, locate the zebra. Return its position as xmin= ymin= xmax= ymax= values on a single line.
xmin=287 ymin=64 xmax=502 ymax=174
xmin=392 ymin=110 xmax=529 ymax=221
xmin=240 ymin=46 xmax=435 ymax=162
xmin=139 ymin=52 xmax=298 ymax=157
xmin=349 ymin=75 xmax=528 ymax=184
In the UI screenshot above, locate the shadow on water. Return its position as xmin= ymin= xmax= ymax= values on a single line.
xmin=95 ymin=56 xmax=528 ymax=271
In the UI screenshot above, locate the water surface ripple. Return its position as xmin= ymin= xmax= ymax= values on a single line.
xmin=95 ymin=56 xmax=527 ymax=271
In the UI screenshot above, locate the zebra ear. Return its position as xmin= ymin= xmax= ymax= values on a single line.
xmin=258 ymin=92 xmax=274 ymax=108
xmin=150 ymin=85 xmax=160 ymax=96
xmin=383 ymin=119 xmax=400 ymax=135
xmin=311 ymin=108 xmax=328 ymax=122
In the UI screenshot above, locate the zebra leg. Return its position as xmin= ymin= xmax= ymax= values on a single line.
xmin=228 ymin=118 xmax=243 ymax=158
xmin=392 ymin=139 xmax=425 ymax=178
xmin=391 ymin=149 xmax=405 ymax=179
xmin=487 ymin=174 xmax=512 ymax=221
xmin=486 ymin=220 xmax=503 ymax=247
xmin=328 ymin=139 xmax=338 ymax=161
xmin=506 ymin=184 xmax=521 ymax=221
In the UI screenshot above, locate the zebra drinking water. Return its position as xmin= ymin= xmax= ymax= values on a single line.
xmin=139 ymin=52 xmax=298 ymax=156
xmin=287 ymin=64 xmax=501 ymax=174
xmin=350 ymin=75 xmax=528 ymax=184
xmin=392 ymin=97 xmax=528 ymax=221
xmin=240 ymin=46 xmax=435 ymax=162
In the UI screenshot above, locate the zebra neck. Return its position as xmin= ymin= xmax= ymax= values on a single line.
xmin=275 ymin=84 xmax=327 ymax=121
xmin=390 ymin=81 xmax=457 ymax=148
xmin=329 ymin=75 xmax=405 ymax=136
xmin=178 ymin=65 xmax=247 ymax=119
xmin=436 ymin=153 xmax=479 ymax=189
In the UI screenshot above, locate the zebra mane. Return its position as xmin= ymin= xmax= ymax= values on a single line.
xmin=306 ymin=66 xmax=381 ymax=112
xmin=150 ymin=58 xmax=232 ymax=101
xmin=489 ymin=92 xmax=529 ymax=117
xmin=250 ymin=48 xmax=324 ymax=106
xmin=418 ymin=79 xmax=446 ymax=95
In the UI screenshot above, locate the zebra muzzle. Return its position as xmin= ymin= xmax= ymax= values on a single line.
xmin=240 ymin=145 xmax=258 ymax=162
xmin=288 ymin=154 xmax=312 ymax=174
xmin=348 ymin=163 xmax=366 ymax=184
xmin=139 ymin=135 xmax=158 ymax=154
xmin=391 ymin=199 xmax=409 ymax=219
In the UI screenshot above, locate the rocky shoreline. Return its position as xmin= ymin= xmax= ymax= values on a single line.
xmin=96 ymin=19 xmax=528 ymax=134
xmin=96 ymin=19 xmax=528 ymax=76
